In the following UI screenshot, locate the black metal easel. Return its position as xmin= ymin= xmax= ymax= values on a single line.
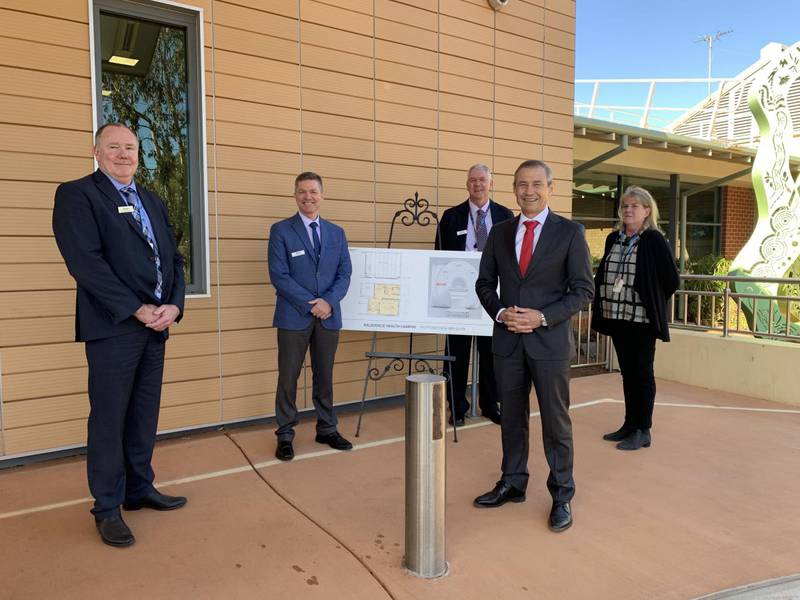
xmin=354 ymin=192 xmax=460 ymax=442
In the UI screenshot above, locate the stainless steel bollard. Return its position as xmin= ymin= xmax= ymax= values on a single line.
xmin=404 ymin=373 xmax=447 ymax=578
xmin=469 ymin=336 xmax=479 ymax=418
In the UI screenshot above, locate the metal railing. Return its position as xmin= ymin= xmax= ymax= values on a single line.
xmin=671 ymin=274 xmax=800 ymax=341
xmin=570 ymin=304 xmax=613 ymax=369
xmin=566 ymin=275 xmax=799 ymax=378
xmin=574 ymin=78 xmax=735 ymax=132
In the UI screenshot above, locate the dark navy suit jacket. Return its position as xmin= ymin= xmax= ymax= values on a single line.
xmin=435 ymin=199 xmax=514 ymax=251
xmin=52 ymin=170 xmax=185 ymax=342
xmin=475 ymin=212 xmax=594 ymax=360
xmin=268 ymin=213 xmax=352 ymax=330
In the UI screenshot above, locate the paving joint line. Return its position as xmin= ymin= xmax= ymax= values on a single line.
xmin=2 ymin=398 xmax=798 ymax=521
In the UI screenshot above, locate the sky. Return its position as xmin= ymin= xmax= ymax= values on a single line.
xmin=574 ymin=0 xmax=800 ymax=127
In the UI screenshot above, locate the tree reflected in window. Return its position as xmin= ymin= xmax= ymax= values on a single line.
xmin=100 ymin=13 xmax=193 ymax=283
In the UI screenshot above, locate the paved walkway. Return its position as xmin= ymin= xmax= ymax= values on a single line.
xmin=1 ymin=374 xmax=799 ymax=599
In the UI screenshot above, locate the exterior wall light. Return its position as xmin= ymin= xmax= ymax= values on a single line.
xmin=488 ymin=0 xmax=510 ymax=10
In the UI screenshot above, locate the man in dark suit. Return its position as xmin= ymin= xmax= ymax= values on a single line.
xmin=473 ymin=160 xmax=593 ymax=532
xmin=52 ymin=123 xmax=187 ymax=548
xmin=435 ymin=164 xmax=513 ymax=426
xmin=268 ymin=172 xmax=353 ymax=462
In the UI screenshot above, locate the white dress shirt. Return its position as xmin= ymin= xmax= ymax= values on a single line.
xmin=515 ymin=205 xmax=549 ymax=261
xmin=496 ymin=206 xmax=550 ymax=323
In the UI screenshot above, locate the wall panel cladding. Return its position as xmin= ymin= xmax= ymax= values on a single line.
xmin=0 ymin=0 xmax=575 ymax=458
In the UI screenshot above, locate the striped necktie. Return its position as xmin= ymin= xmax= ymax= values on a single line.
xmin=120 ymin=186 xmax=163 ymax=300
xmin=475 ymin=208 xmax=488 ymax=251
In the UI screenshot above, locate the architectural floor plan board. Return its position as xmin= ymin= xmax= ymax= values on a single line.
xmin=341 ymin=248 xmax=494 ymax=336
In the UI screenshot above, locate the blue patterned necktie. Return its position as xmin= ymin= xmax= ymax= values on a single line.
xmin=310 ymin=221 xmax=322 ymax=260
xmin=120 ymin=186 xmax=163 ymax=300
xmin=475 ymin=208 xmax=488 ymax=251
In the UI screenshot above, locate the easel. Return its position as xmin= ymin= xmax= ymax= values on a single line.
xmin=354 ymin=193 xmax=460 ymax=442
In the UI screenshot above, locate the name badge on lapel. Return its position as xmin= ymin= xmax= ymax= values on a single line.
xmin=456 ymin=229 xmax=468 ymax=236
xmin=118 ymin=205 xmax=134 ymax=214
xmin=291 ymin=250 xmax=305 ymax=258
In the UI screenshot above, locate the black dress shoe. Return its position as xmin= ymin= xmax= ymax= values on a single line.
xmin=275 ymin=440 xmax=294 ymax=461
xmin=448 ymin=415 xmax=466 ymax=426
xmin=123 ymin=490 xmax=187 ymax=511
xmin=96 ymin=515 xmax=135 ymax=547
xmin=549 ymin=501 xmax=572 ymax=532
xmin=481 ymin=412 xmax=501 ymax=425
xmin=473 ymin=481 xmax=526 ymax=508
xmin=616 ymin=429 xmax=651 ymax=451
xmin=602 ymin=425 xmax=634 ymax=441
xmin=315 ymin=432 xmax=353 ymax=451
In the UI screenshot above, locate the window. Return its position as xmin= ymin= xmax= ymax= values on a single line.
xmin=92 ymin=0 xmax=207 ymax=294
xmin=574 ymin=173 xmax=722 ymax=264
xmin=572 ymin=172 xmax=620 ymax=263
xmin=685 ymin=189 xmax=721 ymax=260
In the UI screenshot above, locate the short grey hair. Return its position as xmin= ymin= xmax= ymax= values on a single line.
xmin=513 ymin=160 xmax=552 ymax=185
xmin=467 ymin=164 xmax=492 ymax=179
xmin=618 ymin=185 xmax=662 ymax=233
xmin=94 ymin=122 xmax=136 ymax=145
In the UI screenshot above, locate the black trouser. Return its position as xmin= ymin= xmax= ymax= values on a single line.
xmin=609 ymin=321 xmax=657 ymax=430
xmin=443 ymin=334 xmax=500 ymax=419
xmin=494 ymin=348 xmax=574 ymax=502
xmin=274 ymin=319 xmax=340 ymax=442
xmin=85 ymin=328 xmax=166 ymax=519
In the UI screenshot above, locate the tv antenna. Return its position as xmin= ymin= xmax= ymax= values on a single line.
xmin=695 ymin=30 xmax=733 ymax=95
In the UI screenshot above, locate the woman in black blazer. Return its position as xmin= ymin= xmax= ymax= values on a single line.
xmin=591 ymin=186 xmax=679 ymax=450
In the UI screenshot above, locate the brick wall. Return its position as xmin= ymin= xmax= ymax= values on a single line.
xmin=721 ymin=186 xmax=756 ymax=259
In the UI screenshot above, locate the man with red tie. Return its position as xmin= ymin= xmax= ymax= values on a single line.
xmin=473 ymin=160 xmax=593 ymax=532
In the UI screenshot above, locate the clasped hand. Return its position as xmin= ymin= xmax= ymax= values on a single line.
xmin=500 ymin=306 xmax=542 ymax=334
xmin=308 ymin=298 xmax=332 ymax=320
xmin=134 ymin=304 xmax=181 ymax=332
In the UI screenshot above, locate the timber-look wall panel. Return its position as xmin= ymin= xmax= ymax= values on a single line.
xmin=0 ymin=0 xmax=575 ymax=458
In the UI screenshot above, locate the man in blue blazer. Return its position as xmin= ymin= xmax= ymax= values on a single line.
xmin=268 ymin=172 xmax=353 ymax=461
xmin=52 ymin=123 xmax=187 ymax=548
xmin=435 ymin=164 xmax=514 ymax=426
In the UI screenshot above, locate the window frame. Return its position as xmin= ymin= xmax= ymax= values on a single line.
xmin=89 ymin=0 xmax=209 ymax=296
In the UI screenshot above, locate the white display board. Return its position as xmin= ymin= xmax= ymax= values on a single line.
xmin=340 ymin=247 xmax=494 ymax=336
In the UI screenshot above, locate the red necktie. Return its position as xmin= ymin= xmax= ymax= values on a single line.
xmin=519 ymin=220 xmax=538 ymax=276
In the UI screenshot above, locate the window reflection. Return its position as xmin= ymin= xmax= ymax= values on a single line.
xmin=99 ymin=12 xmax=193 ymax=284
xmin=574 ymin=172 xmax=722 ymax=265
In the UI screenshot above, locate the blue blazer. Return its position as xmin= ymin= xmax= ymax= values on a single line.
xmin=268 ymin=213 xmax=352 ymax=330
xmin=52 ymin=170 xmax=186 ymax=342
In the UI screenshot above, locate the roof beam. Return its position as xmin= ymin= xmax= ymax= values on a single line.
xmin=573 ymin=135 xmax=629 ymax=175
xmin=684 ymin=166 xmax=753 ymax=196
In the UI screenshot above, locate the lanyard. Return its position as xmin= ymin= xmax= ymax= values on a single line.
xmin=610 ymin=232 xmax=640 ymax=280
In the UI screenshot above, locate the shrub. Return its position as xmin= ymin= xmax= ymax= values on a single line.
xmin=682 ymin=254 xmax=732 ymax=326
